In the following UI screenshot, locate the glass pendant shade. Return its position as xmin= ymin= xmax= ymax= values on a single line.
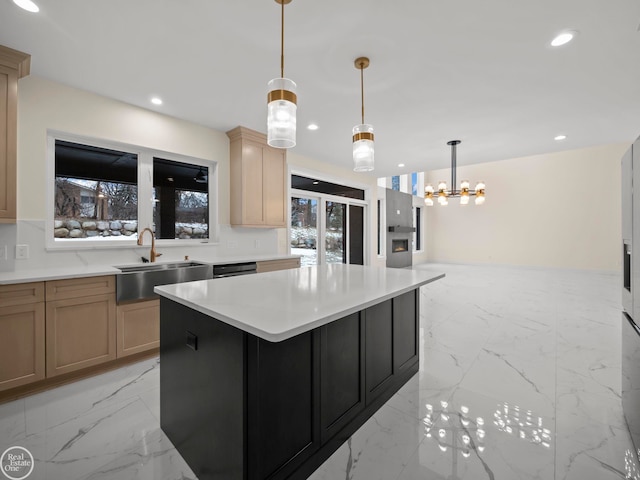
xmin=267 ymin=77 xmax=297 ymax=148
xmin=353 ymin=124 xmax=374 ymax=172
xmin=425 ymin=197 xmax=434 ymax=206
xmin=475 ymin=195 xmax=485 ymax=205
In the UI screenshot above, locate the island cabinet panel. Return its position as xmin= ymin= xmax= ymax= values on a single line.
xmin=159 ymin=287 xmax=421 ymax=480
xmin=247 ymin=333 xmax=321 ymax=480
xmin=319 ymin=312 xmax=365 ymax=443
xmin=365 ymin=299 xmax=395 ymax=403
xmin=393 ymin=290 xmax=419 ymax=374
xmin=160 ymin=299 xmax=245 ymax=480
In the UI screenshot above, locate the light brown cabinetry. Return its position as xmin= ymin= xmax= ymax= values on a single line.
xmin=227 ymin=126 xmax=287 ymax=228
xmin=45 ymin=276 xmax=116 ymax=377
xmin=0 ymin=282 xmax=45 ymax=392
xmin=116 ymin=299 xmax=160 ymax=357
xmin=0 ymin=45 xmax=30 ymax=224
xmin=256 ymin=257 xmax=301 ymax=273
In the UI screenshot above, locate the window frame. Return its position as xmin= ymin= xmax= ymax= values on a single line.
xmin=46 ymin=130 xmax=219 ymax=250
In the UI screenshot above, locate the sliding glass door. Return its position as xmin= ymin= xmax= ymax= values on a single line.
xmin=291 ymin=194 xmax=366 ymax=266
xmin=291 ymin=197 xmax=318 ymax=267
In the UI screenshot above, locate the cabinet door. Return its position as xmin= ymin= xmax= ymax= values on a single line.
xmin=242 ymin=142 xmax=265 ymax=225
xmin=116 ymin=299 xmax=159 ymax=357
xmin=365 ymin=299 xmax=394 ymax=404
xmin=46 ymin=293 xmax=116 ymax=377
xmin=0 ymin=302 xmax=45 ymax=391
xmin=320 ymin=312 xmax=364 ymax=443
xmin=393 ymin=290 xmax=419 ymax=374
xmin=263 ymin=146 xmax=286 ymax=227
xmin=0 ymin=64 xmax=17 ymax=222
xmin=247 ymin=332 xmax=320 ymax=480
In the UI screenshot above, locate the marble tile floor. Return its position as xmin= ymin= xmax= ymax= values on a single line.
xmin=0 ymin=263 xmax=637 ymax=479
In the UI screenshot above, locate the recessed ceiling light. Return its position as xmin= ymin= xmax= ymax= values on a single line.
xmin=13 ymin=0 xmax=39 ymax=12
xmin=307 ymin=123 xmax=319 ymax=131
xmin=554 ymin=135 xmax=567 ymax=141
xmin=151 ymin=97 xmax=163 ymax=105
xmin=550 ymin=31 xmax=576 ymax=47
xmin=398 ymin=163 xmax=405 ymax=168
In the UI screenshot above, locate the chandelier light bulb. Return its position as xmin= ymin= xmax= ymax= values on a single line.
xmin=424 ymin=184 xmax=434 ymax=206
xmin=460 ymin=195 xmax=470 ymax=205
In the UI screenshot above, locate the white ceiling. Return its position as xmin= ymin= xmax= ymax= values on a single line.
xmin=1 ymin=0 xmax=639 ymax=177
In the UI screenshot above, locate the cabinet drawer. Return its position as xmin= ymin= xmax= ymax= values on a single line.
xmin=256 ymin=258 xmax=301 ymax=274
xmin=46 ymin=275 xmax=115 ymax=301
xmin=0 ymin=281 xmax=44 ymax=307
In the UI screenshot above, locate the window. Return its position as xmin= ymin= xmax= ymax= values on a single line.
xmin=49 ymin=134 xmax=217 ymax=247
xmin=391 ymin=175 xmax=400 ymax=191
xmin=153 ymin=158 xmax=209 ymax=240
xmin=411 ymin=172 xmax=418 ymax=196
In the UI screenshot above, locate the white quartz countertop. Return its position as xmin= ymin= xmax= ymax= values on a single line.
xmin=154 ymin=264 xmax=444 ymax=342
xmin=0 ymin=254 xmax=300 ymax=285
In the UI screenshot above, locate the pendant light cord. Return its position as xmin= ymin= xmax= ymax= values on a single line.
xmin=280 ymin=0 xmax=285 ymax=78
xmin=360 ymin=63 xmax=365 ymax=124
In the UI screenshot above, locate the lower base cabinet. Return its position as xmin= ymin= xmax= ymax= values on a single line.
xmin=0 ymin=282 xmax=45 ymax=392
xmin=116 ymin=299 xmax=160 ymax=357
xmin=160 ymin=289 xmax=420 ymax=480
xmin=46 ymin=293 xmax=117 ymax=377
xmin=0 ymin=302 xmax=45 ymax=392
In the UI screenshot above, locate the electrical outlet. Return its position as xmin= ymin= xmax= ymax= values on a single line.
xmin=15 ymin=244 xmax=29 ymax=260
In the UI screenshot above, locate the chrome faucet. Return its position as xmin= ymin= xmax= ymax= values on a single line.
xmin=137 ymin=227 xmax=162 ymax=262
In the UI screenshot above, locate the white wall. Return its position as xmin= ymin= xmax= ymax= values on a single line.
xmin=0 ymin=75 xmax=382 ymax=271
xmin=424 ymin=143 xmax=627 ymax=272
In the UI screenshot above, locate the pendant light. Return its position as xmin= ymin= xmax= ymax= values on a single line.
xmin=267 ymin=0 xmax=296 ymax=149
xmin=353 ymin=57 xmax=374 ymax=172
xmin=424 ymin=140 xmax=486 ymax=206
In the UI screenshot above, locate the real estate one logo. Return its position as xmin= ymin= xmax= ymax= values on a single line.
xmin=1 ymin=446 xmax=34 ymax=480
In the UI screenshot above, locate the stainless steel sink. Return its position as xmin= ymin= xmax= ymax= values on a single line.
xmin=116 ymin=261 xmax=212 ymax=303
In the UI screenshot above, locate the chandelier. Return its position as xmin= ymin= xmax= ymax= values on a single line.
xmin=267 ymin=0 xmax=296 ymax=148
xmin=353 ymin=57 xmax=374 ymax=172
xmin=424 ymin=140 xmax=485 ymax=206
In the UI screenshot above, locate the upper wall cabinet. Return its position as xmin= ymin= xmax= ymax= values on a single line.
xmin=0 ymin=45 xmax=30 ymax=224
xmin=226 ymin=126 xmax=287 ymax=228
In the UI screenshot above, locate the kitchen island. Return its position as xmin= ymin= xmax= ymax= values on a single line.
xmin=155 ymin=264 xmax=443 ymax=480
